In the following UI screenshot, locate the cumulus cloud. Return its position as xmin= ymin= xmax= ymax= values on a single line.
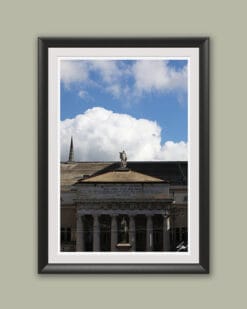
xmin=60 ymin=60 xmax=187 ymax=100
xmin=132 ymin=60 xmax=187 ymax=95
xmin=155 ymin=141 xmax=188 ymax=161
xmin=90 ymin=61 xmax=122 ymax=84
xmin=60 ymin=61 xmax=89 ymax=87
xmin=60 ymin=107 xmax=187 ymax=161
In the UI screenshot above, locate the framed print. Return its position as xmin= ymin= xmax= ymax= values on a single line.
xmin=38 ymin=37 xmax=209 ymax=274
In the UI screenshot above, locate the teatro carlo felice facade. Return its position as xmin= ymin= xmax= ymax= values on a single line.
xmin=61 ymin=142 xmax=188 ymax=252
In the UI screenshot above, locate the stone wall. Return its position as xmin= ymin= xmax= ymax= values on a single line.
xmin=75 ymin=183 xmax=170 ymax=200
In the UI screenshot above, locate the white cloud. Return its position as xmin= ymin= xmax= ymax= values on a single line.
xmin=60 ymin=61 xmax=89 ymax=87
xmin=78 ymin=89 xmax=88 ymax=99
xmin=105 ymin=84 xmax=121 ymax=98
xmin=90 ymin=61 xmax=122 ymax=84
xmin=60 ymin=60 xmax=187 ymax=101
xmin=60 ymin=107 xmax=187 ymax=161
xmin=132 ymin=60 xmax=187 ymax=95
xmin=155 ymin=141 xmax=188 ymax=161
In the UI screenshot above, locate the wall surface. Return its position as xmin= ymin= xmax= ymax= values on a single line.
xmin=0 ymin=0 xmax=246 ymax=308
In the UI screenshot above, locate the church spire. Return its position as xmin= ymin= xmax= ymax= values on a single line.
xmin=68 ymin=136 xmax=74 ymax=162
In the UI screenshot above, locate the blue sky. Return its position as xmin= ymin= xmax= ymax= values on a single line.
xmin=60 ymin=59 xmax=188 ymax=161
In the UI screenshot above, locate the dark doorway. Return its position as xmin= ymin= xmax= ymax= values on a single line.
xmin=100 ymin=215 xmax=111 ymax=251
xmin=84 ymin=215 xmax=93 ymax=251
xmin=135 ymin=215 xmax=146 ymax=251
xmin=153 ymin=215 xmax=163 ymax=251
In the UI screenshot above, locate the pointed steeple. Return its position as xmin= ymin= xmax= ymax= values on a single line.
xmin=68 ymin=136 xmax=74 ymax=162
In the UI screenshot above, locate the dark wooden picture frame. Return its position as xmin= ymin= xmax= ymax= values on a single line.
xmin=38 ymin=37 xmax=209 ymax=274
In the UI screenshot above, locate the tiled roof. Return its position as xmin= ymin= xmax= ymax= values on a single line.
xmin=78 ymin=169 xmax=164 ymax=183
xmin=61 ymin=161 xmax=187 ymax=191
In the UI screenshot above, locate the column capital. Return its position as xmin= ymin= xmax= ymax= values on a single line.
xmin=76 ymin=213 xmax=82 ymax=220
xmin=146 ymin=215 xmax=153 ymax=225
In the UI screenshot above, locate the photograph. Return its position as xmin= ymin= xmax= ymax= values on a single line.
xmin=60 ymin=59 xmax=188 ymax=253
xmin=38 ymin=38 xmax=209 ymax=273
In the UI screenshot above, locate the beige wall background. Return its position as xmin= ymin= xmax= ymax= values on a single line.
xmin=0 ymin=0 xmax=246 ymax=308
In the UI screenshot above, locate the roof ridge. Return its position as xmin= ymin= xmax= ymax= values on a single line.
xmin=78 ymin=168 xmax=165 ymax=183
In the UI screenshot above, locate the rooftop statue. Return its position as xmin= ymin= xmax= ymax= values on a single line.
xmin=119 ymin=150 xmax=127 ymax=168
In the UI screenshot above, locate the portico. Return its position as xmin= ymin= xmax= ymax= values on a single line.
xmin=76 ymin=211 xmax=171 ymax=252
xmin=74 ymin=168 xmax=173 ymax=252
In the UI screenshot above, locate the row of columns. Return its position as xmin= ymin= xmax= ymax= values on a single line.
xmin=76 ymin=214 xmax=170 ymax=252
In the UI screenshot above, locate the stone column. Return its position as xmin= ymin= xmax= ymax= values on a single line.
xmin=129 ymin=215 xmax=136 ymax=251
xmin=111 ymin=214 xmax=118 ymax=251
xmin=93 ymin=214 xmax=100 ymax=251
xmin=163 ymin=215 xmax=170 ymax=251
xmin=146 ymin=215 xmax=153 ymax=251
xmin=76 ymin=215 xmax=84 ymax=251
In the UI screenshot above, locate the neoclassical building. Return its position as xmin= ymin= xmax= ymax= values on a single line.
xmin=61 ymin=143 xmax=187 ymax=252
